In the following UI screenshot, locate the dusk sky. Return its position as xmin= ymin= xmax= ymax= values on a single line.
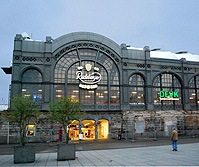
xmin=0 ymin=0 xmax=199 ymax=104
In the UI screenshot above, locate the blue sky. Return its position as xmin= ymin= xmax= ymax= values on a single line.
xmin=0 ymin=0 xmax=199 ymax=104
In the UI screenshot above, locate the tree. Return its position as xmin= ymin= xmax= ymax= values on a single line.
xmin=49 ymin=96 xmax=85 ymax=144
xmin=3 ymin=94 xmax=39 ymax=146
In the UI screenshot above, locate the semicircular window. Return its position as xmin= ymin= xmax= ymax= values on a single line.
xmin=153 ymin=73 xmax=182 ymax=110
xmin=54 ymin=48 xmax=120 ymax=107
xmin=189 ymin=75 xmax=199 ymax=110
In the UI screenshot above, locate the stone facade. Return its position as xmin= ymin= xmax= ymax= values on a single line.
xmin=1 ymin=32 xmax=199 ymax=143
xmin=0 ymin=110 xmax=198 ymax=144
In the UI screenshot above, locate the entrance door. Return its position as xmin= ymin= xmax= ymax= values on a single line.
xmin=97 ymin=119 xmax=109 ymax=139
xmin=68 ymin=120 xmax=79 ymax=140
xmin=81 ymin=120 xmax=95 ymax=140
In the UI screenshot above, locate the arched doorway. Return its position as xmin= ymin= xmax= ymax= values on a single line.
xmin=97 ymin=119 xmax=109 ymax=139
xmin=81 ymin=120 xmax=95 ymax=140
xmin=68 ymin=119 xmax=110 ymax=140
xmin=68 ymin=120 xmax=79 ymax=140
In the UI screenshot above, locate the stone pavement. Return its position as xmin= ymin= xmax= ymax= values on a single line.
xmin=1 ymin=137 xmax=199 ymax=155
xmin=0 ymin=143 xmax=199 ymax=166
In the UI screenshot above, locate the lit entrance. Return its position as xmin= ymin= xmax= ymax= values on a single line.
xmin=68 ymin=119 xmax=109 ymax=140
xmin=97 ymin=119 xmax=109 ymax=139
xmin=68 ymin=120 xmax=79 ymax=140
xmin=81 ymin=120 xmax=95 ymax=140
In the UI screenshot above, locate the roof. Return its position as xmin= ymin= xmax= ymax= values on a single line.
xmin=127 ymin=46 xmax=199 ymax=62
xmin=0 ymin=104 xmax=8 ymax=111
xmin=150 ymin=51 xmax=199 ymax=62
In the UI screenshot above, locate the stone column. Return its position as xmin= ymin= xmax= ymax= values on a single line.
xmin=79 ymin=120 xmax=81 ymax=141
xmin=95 ymin=120 xmax=98 ymax=140
xmin=109 ymin=119 xmax=111 ymax=139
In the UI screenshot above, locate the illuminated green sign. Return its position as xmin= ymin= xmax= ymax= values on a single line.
xmin=159 ymin=91 xmax=179 ymax=101
xmin=159 ymin=91 xmax=179 ymax=98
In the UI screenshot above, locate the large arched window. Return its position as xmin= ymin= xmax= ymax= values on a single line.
xmin=153 ymin=73 xmax=182 ymax=110
xmin=189 ymin=75 xmax=199 ymax=109
xmin=129 ymin=74 xmax=145 ymax=104
xmin=66 ymin=60 xmax=108 ymax=104
xmin=21 ymin=69 xmax=42 ymax=103
xmin=54 ymin=48 xmax=120 ymax=108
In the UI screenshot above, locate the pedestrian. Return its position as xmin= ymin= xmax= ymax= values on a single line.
xmin=118 ymin=130 xmax=121 ymax=140
xmin=171 ymin=127 xmax=178 ymax=151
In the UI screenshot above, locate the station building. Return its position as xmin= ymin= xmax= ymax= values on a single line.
xmin=2 ymin=32 xmax=199 ymax=141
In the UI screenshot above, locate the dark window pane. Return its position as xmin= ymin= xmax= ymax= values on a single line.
xmin=153 ymin=88 xmax=161 ymax=104
xmin=67 ymin=85 xmax=79 ymax=100
xmin=110 ymin=86 xmax=120 ymax=104
xmin=54 ymin=85 xmax=65 ymax=102
xmin=54 ymin=50 xmax=78 ymax=83
xmin=79 ymin=49 xmax=97 ymax=60
xmin=81 ymin=89 xmax=94 ymax=104
xmin=22 ymin=69 xmax=42 ymax=82
xmin=98 ymin=53 xmax=119 ymax=85
xmin=68 ymin=62 xmax=80 ymax=83
xmin=129 ymin=74 xmax=145 ymax=104
xmin=22 ymin=84 xmax=42 ymax=103
xmin=96 ymin=86 xmax=108 ymax=104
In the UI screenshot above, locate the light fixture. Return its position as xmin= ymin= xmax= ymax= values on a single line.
xmin=73 ymin=90 xmax=79 ymax=93
xmin=132 ymin=92 xmax=137 ymax=94
xmin=38 ymin=89 xmax=42 ymax=92
xmin=85 ymin=95 xmax=91 ymax=98
xmin=22 ymin=89 xmax=26 ymax=92
xmin=56 ymin=90 xmax=62 ymax=92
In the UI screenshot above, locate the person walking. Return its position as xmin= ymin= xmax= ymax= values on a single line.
xmin=171 ymin=127 xmax=178 ymax=151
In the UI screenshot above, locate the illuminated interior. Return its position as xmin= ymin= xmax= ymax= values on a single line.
xmin=81 ymin=120 xmax=96 ymax=140
xmin=68 ymin=120 xmax=79 ymax=140
xmin=97 ymin=119 xmax=109 ymax=139
xmin=68 ymin=119 xmax=109 ymax=140
xmin=26 ymin=124 xmax=35 ymax=136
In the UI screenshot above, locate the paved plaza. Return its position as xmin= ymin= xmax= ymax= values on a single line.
xmin=0 ymin=143 xmax=199 ymax=166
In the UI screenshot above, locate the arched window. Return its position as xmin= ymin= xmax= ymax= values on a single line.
xmin=21 ymin=69 xmax=42 ymax=103
xmin=189 ymin=75 xmax=199 ymax=109
xmin=54 ymin=48 xmax=120 ymax=107
xmin=129 ymin=74 xmax=145 ymax=104
xmin=153 ymin=73 xmax=182 ymax=110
